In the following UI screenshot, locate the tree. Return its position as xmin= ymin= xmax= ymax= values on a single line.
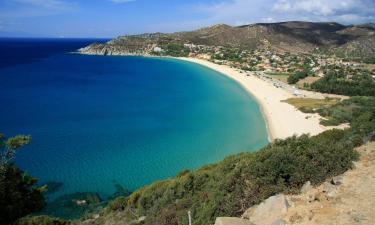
xmin=0 ymin=134 xmax=31 ymax=172
xmin=0 ymin=134 xmax=46 ymax=225
xmin=310 ymin=69 xmax=375 ymax=96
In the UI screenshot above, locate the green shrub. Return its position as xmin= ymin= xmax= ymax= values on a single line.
xmin=165 ymin=43 xmax=190 ymax=57
xmin=317 ymin=97 xmax=375 ymax=139
xmin=15 ymin=216 xmax=68 ymax=225
xmin=105 ymin=196 xmax=127 ymax=213
xmin=0 ymin=134 xmax=46 ymax=225
xmin=287 ymin=70 xmax=310 ymax=84
xmin=0 ymin=165 xmax=46 ymax=225
xmin=299 ymin=106 xmax=315 ymax=113
xmin=310 ymin=69 xmax=375 ymax=96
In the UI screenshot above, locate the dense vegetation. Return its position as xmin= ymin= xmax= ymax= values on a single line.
xmin=0 ymin=134 xmax=46 ymax=225
xmin=310 ymin=68 xmax=375 ymax=96
xmin=317 ymin=97 xmax=375 ymax=137
xmin=15 ymin=216 xmax=68 ymax=225
xmin=164 ymin=44 xmax=190 ymax=57
xmin=287 ymin=70 xmax=312 ymax=84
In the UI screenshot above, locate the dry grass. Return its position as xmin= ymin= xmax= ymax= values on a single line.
xmin=364 ymin=64 xmax=375 ymax=70
xmin=297 ymin=76 xmax=321 ymax=88
xmin=270 ymin=75 xmax=289 ymax=83
xmin=283 ymin=98 xmax=339 ymax=113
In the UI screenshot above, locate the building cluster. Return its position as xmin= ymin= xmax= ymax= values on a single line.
xmin=152 ymin=43 xmax=374 ymax=84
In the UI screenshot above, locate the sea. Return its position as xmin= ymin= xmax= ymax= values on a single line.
xmin=0 ymin=38 xmax=268 ymax=218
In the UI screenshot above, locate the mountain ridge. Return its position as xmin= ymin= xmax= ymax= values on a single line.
xmin=79 ymin=21 xmax=375 ymax=60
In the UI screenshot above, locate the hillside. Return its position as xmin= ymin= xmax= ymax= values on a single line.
xmin=214 ymin=141 xmax=375 ymax=225
xmin=79 ymin=21 xmax=375 ymax=59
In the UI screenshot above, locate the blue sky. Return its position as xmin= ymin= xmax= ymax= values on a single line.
xmin=0 ymin=0 xmax=374 ymax=38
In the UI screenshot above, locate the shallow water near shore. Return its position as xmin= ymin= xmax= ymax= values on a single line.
xmin=0 ymin=39 xmax=268 ymax=218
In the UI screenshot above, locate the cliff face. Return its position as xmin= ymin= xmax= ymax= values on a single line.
xmin=79 ymin=21 xmax=375 ymax=58
xmin=78 ymin=42 xmax=155 ymax=56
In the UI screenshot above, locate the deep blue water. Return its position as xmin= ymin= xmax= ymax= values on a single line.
xmin=0 ymin=39 xmax=268 ymax=216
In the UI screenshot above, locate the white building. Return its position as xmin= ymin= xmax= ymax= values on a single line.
xmin=153 ymin=47 xmax=163 ymax=53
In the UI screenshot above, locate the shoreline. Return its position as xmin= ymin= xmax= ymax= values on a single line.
xmin=177 ymin=57 xmax=332 ymax=141
xmin=76 ymin=51 xmax=337 ymax=141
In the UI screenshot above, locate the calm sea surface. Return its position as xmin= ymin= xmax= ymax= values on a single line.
xmin=0 ymin=38 xmax=268 ymax=216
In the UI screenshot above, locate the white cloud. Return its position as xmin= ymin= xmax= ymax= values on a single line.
xmin=273 ymin=0 xmax=350 ymax=16
xmin=150 ymin=0 xmax=373 ymax=34
xmin=188 ymin=0 xmax=375 ymax=26
xmin=271 ymin=0 xmax=375 ymax=23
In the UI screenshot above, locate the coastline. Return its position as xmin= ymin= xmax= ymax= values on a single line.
xmin=76 ymin=51 xmax=339 ymax=141
xmin=178 ymin=57 xmax=332 ymax=141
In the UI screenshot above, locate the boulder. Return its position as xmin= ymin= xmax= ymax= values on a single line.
xmin=242 ymin=194 xmax=289 ymax=225
xmin=215 ymin=217 xmax=254 ymax=225
xmin=138 ymin=216 xmax=146 ymax=222
xmin=301 ymin=181 xmax=313 ymax=194
xmin=271 ymin=219 xmax=286 ymax=225
xmin=331 ymin=175 xmax=343 ymax=185
xmin=321 ymin=181 xmax=338 ymax=197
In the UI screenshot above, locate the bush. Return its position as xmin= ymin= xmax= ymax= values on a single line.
xmin=0 ymin=165 xmax=46 ymax=225
xmin=15 ymin=216 xmax=68 ymax=225
xmin=0 ymin=134 xmax=46 ymax=225
xmin=310 ymin=69 xmax=375 ymax=96
xmin=317 ymin=97 xmax=375 ymax=138
xmin=106 ymin=196 xmax=127 ymax=212
xmin=287 ymin=70 xmax=310 ymax=84
xmin=299 ymin=106 xmax=315 ymax=113
xmin=165 ymin=43 xmax=190 ymax=57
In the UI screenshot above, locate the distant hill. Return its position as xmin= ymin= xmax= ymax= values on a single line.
xmin=79 ymin=21 xmax=375 ymax=60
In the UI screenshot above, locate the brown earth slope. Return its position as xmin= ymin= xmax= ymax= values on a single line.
xmin=80 ymin=21 xmax=375 ymax=58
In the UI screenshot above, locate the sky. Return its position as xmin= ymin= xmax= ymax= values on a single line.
xmin=0 ymin=0 xmax=374 ymax=38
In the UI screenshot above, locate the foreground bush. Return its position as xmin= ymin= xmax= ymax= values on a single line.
xmin=0 ymin=164 xmax=46 ymax=225
xmin=0 ymin=134 xmax=46 ymax=225
xmin=15 ymin=216 xmax=68 ymax=225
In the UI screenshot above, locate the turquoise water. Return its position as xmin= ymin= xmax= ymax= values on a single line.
xmin=0 ymin=40 xmax=268 ymax=215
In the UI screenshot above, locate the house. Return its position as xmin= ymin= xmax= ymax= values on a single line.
xmin=153 ymin=47 xmax=163 ymax=53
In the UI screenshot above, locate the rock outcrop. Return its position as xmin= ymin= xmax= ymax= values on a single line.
xmin=214 ymin=217 xmax=254 ymax=225
xmin=242 ymin=194 xmax=289 ymax=225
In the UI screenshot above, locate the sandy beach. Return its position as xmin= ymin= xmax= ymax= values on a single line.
xmin=179 ymin=57 xmax=334 ymax=141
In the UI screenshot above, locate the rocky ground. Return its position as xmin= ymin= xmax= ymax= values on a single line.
xmin=215 ymin=141 xmax=375 ymax=225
